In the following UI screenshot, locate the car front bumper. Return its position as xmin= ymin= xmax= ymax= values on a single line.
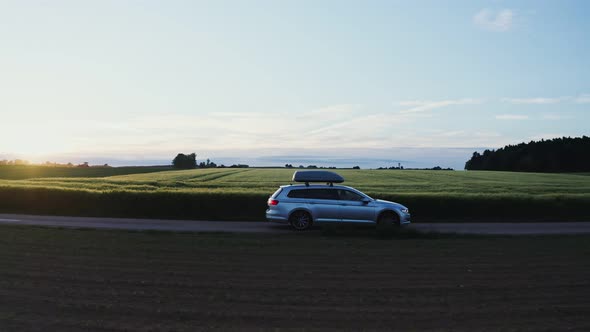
xmin=400 ymin=213 xmax=411 ymax=225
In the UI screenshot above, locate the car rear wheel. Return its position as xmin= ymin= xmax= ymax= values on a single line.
xmin=289 ymin=211 xmax=312 ymax=231
xmin=377 ymin=211 xmax=400 ymax=232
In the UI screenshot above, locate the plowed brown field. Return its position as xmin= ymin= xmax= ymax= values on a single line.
xmin=1 ymin=226 xmax=589 ymax=331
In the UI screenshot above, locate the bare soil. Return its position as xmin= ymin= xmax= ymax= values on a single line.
xmin=1 ymin=226 xmax=589 ymax=331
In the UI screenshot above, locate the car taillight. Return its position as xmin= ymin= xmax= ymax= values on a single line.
xmin=268 ymin=199 xmax=279 ymax=206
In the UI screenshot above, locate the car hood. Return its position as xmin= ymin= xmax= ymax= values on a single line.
xmin=374 ymin=199 xmax=406 ymax=209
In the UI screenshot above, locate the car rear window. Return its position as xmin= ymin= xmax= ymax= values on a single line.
xmin=271 ymin=188 xmax=283 ymax=198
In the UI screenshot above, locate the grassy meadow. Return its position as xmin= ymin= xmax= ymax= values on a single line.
xmin=0 ymin=166 xmax=589 ymax=221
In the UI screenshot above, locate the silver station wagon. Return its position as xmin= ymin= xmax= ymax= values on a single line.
xmin=266 ymin=171 xmax=411 ymax=230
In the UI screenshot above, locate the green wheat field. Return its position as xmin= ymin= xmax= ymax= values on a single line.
xmin=1 ymin=166 xmax=589 ymax=221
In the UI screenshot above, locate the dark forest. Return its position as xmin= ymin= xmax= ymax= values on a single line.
xmin=465 ymin=136 xmax=590 ymax=172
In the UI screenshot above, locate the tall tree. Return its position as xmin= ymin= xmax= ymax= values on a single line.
xmin=172 ymin=153 xmax=197 ymax=169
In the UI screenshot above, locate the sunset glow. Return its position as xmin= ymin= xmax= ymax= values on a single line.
xmin=1 ymin=1 xmax=588 ymax=167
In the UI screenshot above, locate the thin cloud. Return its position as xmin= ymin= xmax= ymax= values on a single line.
xmin=396 ymin=98 xmax=482 ymax=114
xmin=502 ymin=94 xmax=590 ymax=104
xmin=297 ymin=104 xmax=361 ymax=122
xmin=496 ymin=114 xmax=529 ymax=120
xmin=403 ymin=130 xmax=505 ymax=148
xmin=501 ymin=97 xmax=566 ymax=104
xmin=308 ymin=104 xmax=361 ymax=114
xmin=398 ymin=100 xmax=430 ymax=107
xmin=574 ymin=94 xmax=590 ymax=104
xmin=473 ymin=9 xmax=514 ymax=32
xmin=542 ymin=114 xmax=572 ymax=120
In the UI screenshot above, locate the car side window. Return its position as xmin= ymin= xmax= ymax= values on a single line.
xmin=338 ymin=189 xmax=364 ymax=201
xmin=287 ymin=189 xmax=307 ymax=198
xmin=307 ymin=189 xmax=339 ymax=200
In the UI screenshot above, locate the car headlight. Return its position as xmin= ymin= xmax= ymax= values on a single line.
xmin=401 ymin=208 xmax=409 ymax=214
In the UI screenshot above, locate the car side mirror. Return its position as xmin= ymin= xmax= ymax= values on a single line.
xmin=362 ymin=198 xmax=371 ymax=204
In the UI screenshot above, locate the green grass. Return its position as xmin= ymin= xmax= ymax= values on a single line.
xmin=2 ymin=167 xmax=588 ymax=195
xmin=0 ymin=167 xmax=589 ymax=221
xmin=1 ymin=225 xmax=590 ymax=331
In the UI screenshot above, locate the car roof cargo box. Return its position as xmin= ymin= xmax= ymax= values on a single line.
xmin=292 ymin=171 xmax=344 ymax=185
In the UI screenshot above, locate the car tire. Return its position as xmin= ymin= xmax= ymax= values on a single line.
xmin=289 ymin=211 xmax=313 ymax=231
xmin=377 ymin=211 xmax=400 ymax=232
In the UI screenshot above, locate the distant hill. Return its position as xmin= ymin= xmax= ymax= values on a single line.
xmin=465 ymin=136 xmax=590 ymax=172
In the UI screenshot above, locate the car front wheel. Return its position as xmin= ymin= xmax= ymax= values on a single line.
xmin=289 ymin=211 xmax=312 ymax=231
xmin=377 ymin=211 xmax=400 ymax=232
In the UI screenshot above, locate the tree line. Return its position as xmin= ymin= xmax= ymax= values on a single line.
xmin=465 ymin=136 xmax=590 ymax=172
xmin=172 ymin=153 xmax=248 ymax=169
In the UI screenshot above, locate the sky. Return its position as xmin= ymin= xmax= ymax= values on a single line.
xmin=1 ymin=0 xmax=588 ymax=169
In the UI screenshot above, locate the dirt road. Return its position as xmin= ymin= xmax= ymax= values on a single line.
xmin=1 ymin=213 xmax=590 ymax=234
